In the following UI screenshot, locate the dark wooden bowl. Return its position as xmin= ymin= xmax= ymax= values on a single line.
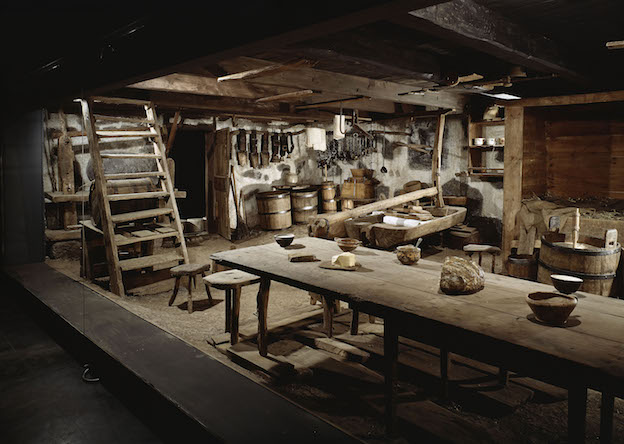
xmin=274 ymin=234 xmax=295 ymax=247
xmin=550 ymin=274 xmax=583 ymax=294
xmin=334 ymin=237 xmax=361 ymax=252
xmin=526 ymin=292 xmax=578 ymax=326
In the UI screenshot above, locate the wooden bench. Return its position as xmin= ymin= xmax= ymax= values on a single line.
xmin=169 ymin=263 xmax=212 ymax=313
xmin=203 ymin=270 xmax=261 ymax=345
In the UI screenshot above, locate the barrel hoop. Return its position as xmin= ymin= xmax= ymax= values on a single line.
xmin=293 ymin=205 xmax=317 ymax=211
xmin=259 ymin=209 xmax=291 ymax=215
xmin=292 ymin=192 xmax=318 ymax=199
xmin=258 ymin=192 xmax=290 ymax=200
xmin=537 ymin=259 xmax=617 ymax=280
xmin=541 ymin=237 xmax=621 ymax=256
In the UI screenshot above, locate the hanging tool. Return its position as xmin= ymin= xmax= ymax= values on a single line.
xmin=249 ymin=130 xmax=259 ymax=168
xmin=279 ymin=133 xmax=289 ymax=159
xmin=260 ymin=132 xmax=270 ymax=167
xmin=380 ymin=133 xmax=387 ymax=174
xmin=236 ymin=129 xmax=248 ymax=166
xmin=230 ymin=164 xmax=249 ymax=239
xmin=270 ymin=133 xmax=281 ymax=162
xmin=286 ymin=132 xmax=295 ymax=158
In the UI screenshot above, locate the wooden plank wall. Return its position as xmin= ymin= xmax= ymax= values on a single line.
xmin=545 ymin=119 xmax=624 ymax=199
xmin=521 ymin=110 xmax=547 ymax=198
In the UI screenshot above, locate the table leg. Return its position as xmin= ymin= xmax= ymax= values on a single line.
xmin=350 ymin=306 xmax=360 ymax=335
xmin=231 ymin=287 xmax=241 ymax=345
xmin=187 ymin=276 xmax=193 ymax=313
xmin=440 ymin=346 xmax=450 ymax=399
xmin=498 ymin=368 xmax=509 ymax=386
xmin=568 ymin=385 xmax=587 ymax=444
xmin=256 ymin=278 xmax=271 ymax=357
xmin=225 ymin=289 xmax=232 ymax=333
xmin=322 ymin=296 xmax=334 ymax=338
xmin=203 ymin=273 xmax=213 ymax=304
xmin=384 ymin=320 xmax=398 ymax=435
xmin=169 ymin=277 xmax=180 ymax=306
xmin=600 ymin=392 xmax=614 ymax=444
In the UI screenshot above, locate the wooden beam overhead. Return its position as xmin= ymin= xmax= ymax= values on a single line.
xmin=396 ymin=0 xmax=587 ymax=84
xmin=295 ymin=96 xmax=367 ymax=110
xmin=219 ymin=57 xmax=466 ymax=110
xmin=606 ymin=40 xmax=624 ymax=50
xmin=497 ymin=90 xmax=624 ymax=108
xmin=217 ymin=59 xmax=314 ymax=82
xmin=255 ymin=89 xmax=316 ymax=103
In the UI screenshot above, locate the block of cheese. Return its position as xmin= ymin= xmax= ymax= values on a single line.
xmin=331 ymin=252 xmax=356 ymax=268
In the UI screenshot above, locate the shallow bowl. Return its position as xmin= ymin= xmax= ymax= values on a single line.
xmin=275 ymin=234 xmax=295 ymax=247
xmin=551 ymin=274 xmax=583 ymax=294
xmin=334 ymin=237 xmax=361 ymax=252
xmin=526 ymin=292 xmax=578 ymax=326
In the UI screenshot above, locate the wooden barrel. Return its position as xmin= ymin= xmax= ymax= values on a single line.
xmin=507 ymin=254 xmax=537 ymax=281
xmin=291 ymin=188 xmax=318 ymax=224
xmin=90 ymin=178 xmax=157 ymax=228
xmin=537 ymin=233 xmax=621 ymax=296
xmin=256 ymin=191 xmax=292 ymax=230
xmin=321 ymin=182 xmax=337 ymax=213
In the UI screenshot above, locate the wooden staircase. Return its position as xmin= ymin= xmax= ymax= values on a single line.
xmin=80 ymin=97 xmax=189 ymax=296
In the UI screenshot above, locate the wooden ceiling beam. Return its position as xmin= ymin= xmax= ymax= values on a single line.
xmin=256 ymin=89 xmax=316 ymax=103
xmin=394 ymin=0 xmax=587 ymax=84
xmin=217 ymin=59 xmax=313 ymax=82
xmin=218 ymin=57 xmax=466 ymax=110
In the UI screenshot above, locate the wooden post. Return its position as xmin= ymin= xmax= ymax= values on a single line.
xmin=166 ymin=111 xmax=181 ymax=156
xmin=432 ymin=113 xmax=446 ymax=207
xmin=502 ymin=106 xmax=525 ymax=270
xmin=256 ymin=278 xmax=271 ymax=356
xmin=568 ymin=386 xmax=587 ymax=444
xmin=384 ymin=320 xmax=399 ymax=435
xmin=231 ymin=287 xmax=241 ymax=345
xmin=322 ymin=296 xmax=334 ymax=338
xmin=225 ymin=289 xmax=232 ymax=333
xmin=350 ymin=306 xmax=360 ymax=335
xmin=600 ymin=392 xmax=614 ymax=444
xmin=573 ymin=208 xmax=580 ymax=249
xmin=58 ymin=110 xmax=77 ymax=228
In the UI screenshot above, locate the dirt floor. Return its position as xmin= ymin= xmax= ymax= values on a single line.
xmin=46 ymin=227 xmax=624 ymax=443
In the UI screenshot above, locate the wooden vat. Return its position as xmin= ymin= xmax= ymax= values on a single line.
xmin=508 ymin=254 xmax=537 ymax=281
xmin=256 ymin=191 xmax=292 ymax=230
xmin=537 ymin=233 xmax=621 ymax=296
xmin=291 ymin=188 xmax=318 ymax=224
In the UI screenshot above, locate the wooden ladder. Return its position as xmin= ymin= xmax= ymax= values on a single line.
xmin=80 ymin=96 xmax=189 ymax=296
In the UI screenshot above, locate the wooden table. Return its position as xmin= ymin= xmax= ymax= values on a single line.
xmin=211 ymin=237 xmax=624 ymax=443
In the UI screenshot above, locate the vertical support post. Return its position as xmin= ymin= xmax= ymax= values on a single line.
xmin=58 ymin=110 xmax=77 ymax=228
xmin=384 ymin=320 xmax=399 ymax=435
xmin=322 ymin=296 xmax=334 ymax=338
xmin=231 ymin=287 xmax=241 ymax=345
xmin=350 ymin=305 xmax=360 ymax=335
xmin=256 ymin=278 xmax=271 ymax=356
xmin=568 ymin=386 xmax=587 ymax=444
xmin=502 ymin=106 xmax=525 ymax=270
xmin=432 ymin=112 xmax=447 ymax=208
xmin=600 ymin=392 xmax=614 ymax=444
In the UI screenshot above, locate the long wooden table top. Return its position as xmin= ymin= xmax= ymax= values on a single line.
xmin=211 ymin=237 xmax=624 ymax=394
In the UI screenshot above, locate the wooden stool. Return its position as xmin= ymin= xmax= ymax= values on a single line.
xmin=463 ymin=244 xmax=502 ymax=273
xmin=203 ymin=270 xmax=261 ymax=345
xmin=169 ymin=263 xmax=212 ymax=313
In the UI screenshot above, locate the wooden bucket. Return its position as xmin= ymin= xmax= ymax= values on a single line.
xmin=90 ymin=178 xmax=157 ymax=228
xmin=321 ymin=182 xmax=337 ymax=200
xmin=537 ymin=233 xmax=621 ymax=296
xmin=341 ymin=178 xmax=374 ymax=199
xmin=507 ymin=254 xmax=537 ymax=281
xmin=256 ymin=191 xmax=292 ymax=230
xmin=291 ymin=188 xmax=318 ymax=224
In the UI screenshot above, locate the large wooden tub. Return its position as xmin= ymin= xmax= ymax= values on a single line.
xmin=537 ymin=232 xmax=621 ymax=297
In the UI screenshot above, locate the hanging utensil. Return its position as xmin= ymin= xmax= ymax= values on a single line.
xmin=287 ymin=132 xmax=295 ymax=158
xmin=380 ymin=132 xmax=388 ymax=173
xmin=236 ymin=129 xmax=248 ymax=166
xmin=270 ymin=133 xmax=280 ymax=162
xmin=249 ymin=130 xmax=259 ymax=169
xmin=260 ymin=132 xmax=270 ymax=167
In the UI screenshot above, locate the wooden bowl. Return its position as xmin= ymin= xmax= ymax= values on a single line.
xmin=526 ymin=292 xmax=578 ymax=326
xmin=334 ymin=237 xmax=361 ymax=252
xmin=396 ymin=245 xmax=421 ymax=265
xmin=275 ymin=234 xmax=295 ymax=247
xmin=550 ymin=274 xmax=583 ymax=294
xmin=350 ymin=168 xmax=374 ymax=179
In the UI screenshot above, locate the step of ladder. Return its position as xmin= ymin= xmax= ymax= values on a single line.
xmin=119 ymin=252 xmax=183 ymax=272
xmin=104 ymin=171 xmax=166 ymax=180
xmin=108 ymin=191 xmax=170 ymax=202
xmin=111 ymin=208 xmax=173 ymax=224
xmin=100 ymin=153 xmax=161 ymax=159
xmin=116 ymin=231 xmax=179 ymax=246
xmin=92 ymin=96 xmax=152 ymax=106
xmin=97 ymin=130 xmax=157 ymax=138
xmin=94 ymin=115 xmax=156 ymax=124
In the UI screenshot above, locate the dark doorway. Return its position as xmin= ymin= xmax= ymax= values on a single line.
xmin=170 ymin=131 xmax=206 ymax=219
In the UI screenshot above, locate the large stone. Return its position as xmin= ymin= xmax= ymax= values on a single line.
xmin=440 ymin=256 xmax=485 ymax=295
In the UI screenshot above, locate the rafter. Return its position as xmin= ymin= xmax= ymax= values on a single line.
xmin=217 ymin=59 xmax=314 ymax=82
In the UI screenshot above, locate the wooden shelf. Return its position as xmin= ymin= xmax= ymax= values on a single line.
xmin=471 ymin=119 xmax=505 ymax=126
xmin=457 ymin=168 xmax=504 ymax=179
xmin=468 ymin=144 xmax=504 ymax=149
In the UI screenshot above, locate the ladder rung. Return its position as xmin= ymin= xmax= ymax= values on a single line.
xmin=94 ymin=114 xmax=156 ymax=124
xmin=116 ymin=231 xmax=179 ymax=246
xmin=104 ymin=172 xmax=166 ymax=180
xmin=108 ymin=192 xmax=170 ymax=201
xmin=100 ymin=153 xmax=161 ymax=159
xmin=97 ymin=130 xmax=157 ymax=138
xmin=111 ymin=208 xmax=173 ymax=223
xmin=92 ymin=96 xmax=152 ymax=106
xmin=119 ymin=252 xmax=183 ymax=271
